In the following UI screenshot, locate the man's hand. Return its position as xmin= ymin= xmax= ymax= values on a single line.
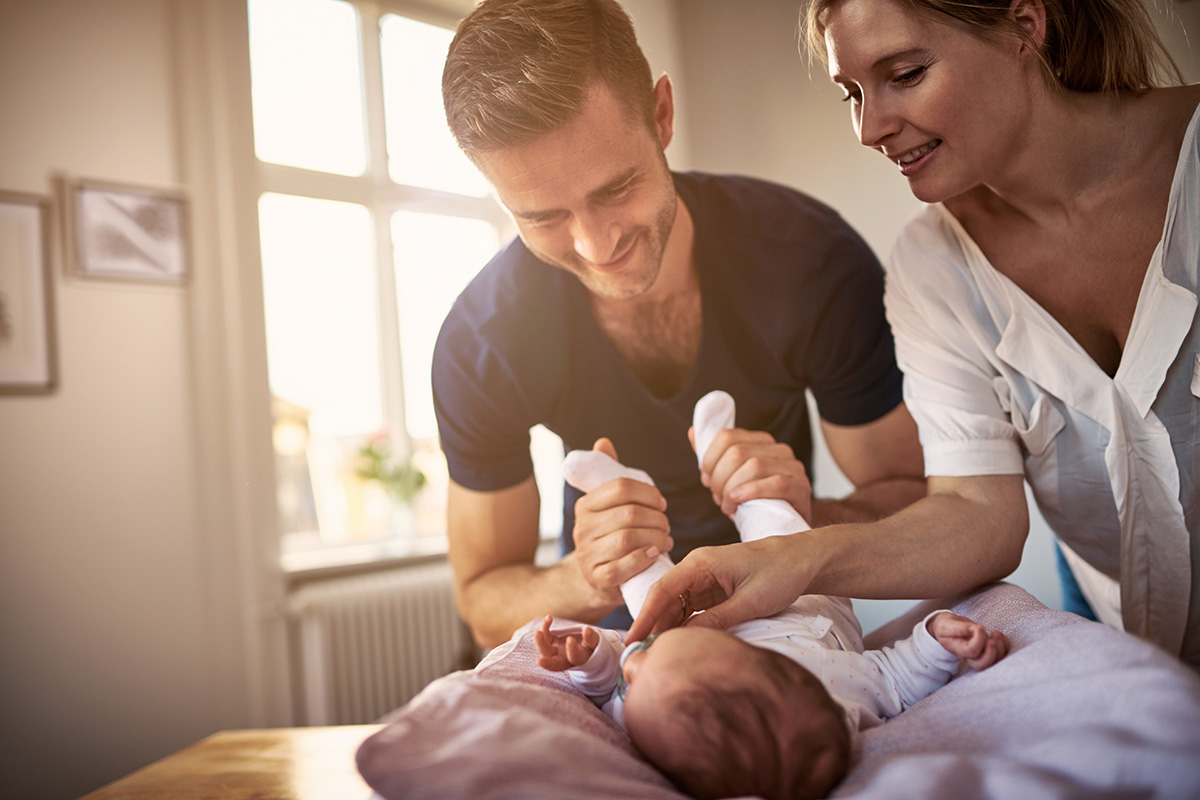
xmin=691 ymin=426 xmax=813 ymax=523
xmin=927 ymin=612 xmax=1011 ymax=670
xmin=570 ymin=438 xmax=673 ymax=604
xmin=534 ymin=616 xmax=600 ymax=671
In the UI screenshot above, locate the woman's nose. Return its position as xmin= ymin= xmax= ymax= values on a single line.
xmin=856 ymin=95 xmax=899 ymax=149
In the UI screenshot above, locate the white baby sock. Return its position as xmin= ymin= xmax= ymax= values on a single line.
xmin=561 ymin=391 xmax=811 ymax=620
xmin=562 ymin=449 xmax=673 ymax=619
xmin=692 ymin=390 xmax=811 ymax=541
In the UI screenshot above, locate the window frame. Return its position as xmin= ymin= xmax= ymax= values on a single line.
xmin=252 ymin=0 xmax=513 ymax=572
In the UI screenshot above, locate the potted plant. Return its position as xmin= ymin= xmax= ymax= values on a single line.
xmin=355 ymin=431 xmax=427 ymax=505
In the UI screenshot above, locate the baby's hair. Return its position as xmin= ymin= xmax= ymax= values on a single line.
xmin=633 ymin=644 xmax=851 ymax=800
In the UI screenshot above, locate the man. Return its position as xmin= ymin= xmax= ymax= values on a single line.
xmin=435 ymin=0 xmax=924 ymax=647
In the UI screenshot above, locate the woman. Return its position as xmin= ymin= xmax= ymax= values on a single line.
xmin=630 ymin=0 xmax=1200 ymax=668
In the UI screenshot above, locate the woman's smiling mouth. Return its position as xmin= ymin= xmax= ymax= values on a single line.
xmin=894 ymin=139 xmax=942 ymax=174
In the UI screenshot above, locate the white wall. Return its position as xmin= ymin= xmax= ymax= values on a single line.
xmin=622 ymin=0 xmax=694 ymax=168
xmin=0 ymin=3 xmax=276 ymax=799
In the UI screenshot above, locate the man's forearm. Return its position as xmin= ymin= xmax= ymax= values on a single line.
xmin=457 ymin=554 xmax=617 ymax=649
xmin=811 ymin=476 xmax=927 ymax=526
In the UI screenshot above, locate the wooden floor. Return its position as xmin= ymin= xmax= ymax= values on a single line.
xmin=78 ymin=725 xmax=384 ymax=800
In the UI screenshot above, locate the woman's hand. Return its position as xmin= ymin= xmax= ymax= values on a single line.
xmin=691 ymin=426 xmax=813 ymax=523
xmin=626 ymin=535 xmax=816 ymax=641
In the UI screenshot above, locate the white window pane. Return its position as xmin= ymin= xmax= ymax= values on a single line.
xmin=530 ymin=424 xmax=565 ymax=539
xmin=392 ymin=212 xmax=493 ymax=541
xmin=391 ymin=212 xmax=497 ymax=440
xmin=260 ymin=193 xmax=386 ymax=543
xmin=260 ymin=193 xmax=380 ymax=434
xmin=380 ymin=15 xmax=488 ymax=195
xmin=249 ymin=0 xmax=366 ymax=176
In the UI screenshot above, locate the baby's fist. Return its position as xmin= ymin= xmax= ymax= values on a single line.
xmin=927 ymin=612 xmax=1010 ymax=671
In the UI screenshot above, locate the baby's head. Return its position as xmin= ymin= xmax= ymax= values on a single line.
xmin=621 ymin=627 xmax=851 ymax=800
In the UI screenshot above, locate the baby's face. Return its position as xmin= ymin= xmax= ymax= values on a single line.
xmin=621 ymin=626 xmax=758 ymax=700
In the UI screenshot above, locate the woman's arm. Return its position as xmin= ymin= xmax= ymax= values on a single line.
xmin=626 ymin=473 xmax=1028 ymax=641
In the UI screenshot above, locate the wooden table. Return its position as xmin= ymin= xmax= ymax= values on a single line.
xmin=79 ymin=725 xmax=384 ymax=800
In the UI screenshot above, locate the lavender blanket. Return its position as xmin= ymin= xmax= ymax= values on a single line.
xmin=357 ymin=583 xmax=1200 ymax=799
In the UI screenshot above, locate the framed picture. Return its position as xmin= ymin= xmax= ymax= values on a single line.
xmin=0 ymin=191 xmax=56 ymax=393
xmin=66 ymin=177 xmax=190 ymax=284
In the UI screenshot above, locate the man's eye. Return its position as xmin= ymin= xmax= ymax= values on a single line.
xmin=602 ymin=184 xmax=632 ymax=201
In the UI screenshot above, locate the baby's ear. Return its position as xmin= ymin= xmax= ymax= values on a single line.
xmin=592 ymin=437 xmax=618 ymax=460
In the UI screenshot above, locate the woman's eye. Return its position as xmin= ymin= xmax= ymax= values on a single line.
xmin=895 ymin=66 xmax=926 ymax=85
xmin=841 ymin=89 xmax=861 ymax=103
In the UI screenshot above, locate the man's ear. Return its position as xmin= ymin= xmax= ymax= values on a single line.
xmin=653 ymin=73 xmax=675 ymax=150
xmin=1009 ymin=0 xmax=1047 ymax=51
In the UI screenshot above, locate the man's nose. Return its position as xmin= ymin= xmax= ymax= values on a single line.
xmin=572 ymin=212 xmax=620 ymax=265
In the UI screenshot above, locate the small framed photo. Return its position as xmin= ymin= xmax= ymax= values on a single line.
xmin=66 ymin=177 xmax=190 ymax=284
xmin=0 ymin=191 xmax=56 ymax=393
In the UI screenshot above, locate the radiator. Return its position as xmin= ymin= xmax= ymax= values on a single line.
xmin=287 ymin=561 xmax=478 ymax=725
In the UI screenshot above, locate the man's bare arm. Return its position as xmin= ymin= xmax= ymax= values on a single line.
xmin=447 ymin=477 xmax=611 ymax=648
xmin=813 ymin=402 xmax=926 ymax=525
xmin=447 ymin=470 xmax=672 ymax=648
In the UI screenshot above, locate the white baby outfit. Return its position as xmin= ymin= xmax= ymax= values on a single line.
xmin=557 ymin=599 xmax=959 ymax=732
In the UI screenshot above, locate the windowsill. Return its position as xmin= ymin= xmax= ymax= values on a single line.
xmin=282 ymin=535 xmax=450 ymax=583
xmin=281 ymin=529 xmax=563 ymax=584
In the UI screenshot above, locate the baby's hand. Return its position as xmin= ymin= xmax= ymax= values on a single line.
xmin=534 ymin=616 xmax=600 ymax=671
xmin=927 ymin=612 xmax=1010 ymax=671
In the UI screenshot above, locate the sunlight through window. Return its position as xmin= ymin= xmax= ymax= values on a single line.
xmin=248 ymin=0 xmax=528 ymax=566
xmin=380 ymin=15 xmax=488 ymax=195
xmin=248 ymin=0 xmax=367 ymax=175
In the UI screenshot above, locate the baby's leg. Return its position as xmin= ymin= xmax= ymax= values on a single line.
xmin=693 ymin=393 xmax=858 ymax=638
xmin=562 ymin=450 xmax=674 ymax=619
xmin=692 ymin=390 xmax=811 ymax=541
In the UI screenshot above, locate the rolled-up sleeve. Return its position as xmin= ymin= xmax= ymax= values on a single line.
xmin=884 ymin=209 xmax=1024 ymax=478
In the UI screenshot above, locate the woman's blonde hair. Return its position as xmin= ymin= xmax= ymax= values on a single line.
xmin=800 ymin=0 xmax=1183 ymax=93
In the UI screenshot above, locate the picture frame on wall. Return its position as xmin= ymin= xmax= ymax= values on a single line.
xmin=65 ymin=177 xmax=190 ymax=284
xmin=0 ymin=191 xmax=57 ymax=394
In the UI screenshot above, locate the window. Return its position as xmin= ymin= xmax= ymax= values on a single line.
xmin=247 ymin=0 xmax=563 ymax=571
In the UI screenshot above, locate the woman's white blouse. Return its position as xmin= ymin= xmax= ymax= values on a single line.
xmin=884 ymin=106 xmax=1200 ymax=664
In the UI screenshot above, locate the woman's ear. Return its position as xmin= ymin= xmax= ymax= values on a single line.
xmin=1009 ymin=0 xmax=1047 ymax=51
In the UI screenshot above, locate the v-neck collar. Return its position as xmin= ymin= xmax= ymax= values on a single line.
xmin=934 ymin=103 xmax=1200 ymax=425
xmin=572 ymin=175 xmax=709 ymax=408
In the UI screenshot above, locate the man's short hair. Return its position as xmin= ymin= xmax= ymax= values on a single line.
xmin=442 ymin=0 xmax=656 ymax=159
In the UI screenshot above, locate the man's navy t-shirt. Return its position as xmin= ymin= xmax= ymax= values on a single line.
xmin=433 ymin=172 xmax=902 ymax=625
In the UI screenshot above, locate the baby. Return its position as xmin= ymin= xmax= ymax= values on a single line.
xmin=543 ymin=391 xmax=1010 ymax=799
xmin=536 ymin=601 xmax=1008 ymax=800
